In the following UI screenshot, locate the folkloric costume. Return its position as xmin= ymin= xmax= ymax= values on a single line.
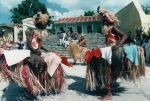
xmin=0 ymin=12 xmax=72 ymax=95
xmin=68 ymin=9 xmax=145 ymax=92
xmin=85 ymin=9 xmax=145 ymax=91
xmin=25 ymin=12 xmax=72 ymax=94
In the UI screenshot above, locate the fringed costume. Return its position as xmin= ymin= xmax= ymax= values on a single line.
xmin=68 ymin=42 xmax=145 ymax=91
xmin=0 ymin=12 xmax=72 ymax=95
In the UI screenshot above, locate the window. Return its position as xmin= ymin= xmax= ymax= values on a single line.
xmin=87 ymin=25 xmax=92 ymax=33
xmin=68 ymin=27 xmax=73 ymax=32
xmin=59 ymin=27 xmax=63 ymax=31
xmin=77 ymin=26 xmax=82 ymax=34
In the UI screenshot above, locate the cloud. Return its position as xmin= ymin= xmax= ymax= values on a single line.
xmin=46 ymin=0 xmax=148 ymax=20
xmin=0 ymin=0 xmax=23 ymax=10
xmin=47 ymin=0 xmax=100 ymax=11
xmin=47 ymin=0 xmax=147 ymax=13
xmin=0 ymin=0 xmax=148 ymax=23
xmin=61 ymin=9 xmax=84 ymax=18
xmin=46 ymin=0 xmax=133 ymax=19
xmin=47 ymin=8 xmax=62 ymax=19
xmin=0 ymin=0 xmax=23 ymax=23
xmin=47 ymin=7 xmax=84 ymax=20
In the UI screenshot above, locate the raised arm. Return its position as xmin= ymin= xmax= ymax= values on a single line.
xmin=111 ymin=27 xmax=128 ymax=49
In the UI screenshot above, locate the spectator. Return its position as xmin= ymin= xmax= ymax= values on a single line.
xmin=136 ymin=27 xmax=143 ymax=45
xmin=16 ymin=37 xmax=24 ymax=49
xmin=71 ymin=32 xmax=78 ymax=40
xmin=57 ymin=32 xmax=63 ymax=46
xmin=61 ymin=29 xmax=67 ymax=47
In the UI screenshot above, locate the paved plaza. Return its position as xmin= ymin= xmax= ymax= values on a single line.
xmin=0 ymin=62 xmax=150 ymax=101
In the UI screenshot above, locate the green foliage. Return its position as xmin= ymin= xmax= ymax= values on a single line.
xmin=84 ymin=11 xmax=95 ymax=16
xmin=142 ymin=4 xmax=150 ymax=14
xmin=97 ymin=5 xmax=100 ymax=13
xmin=141 ymin=28 xmax=150 ymax=41
xmin=10 ymin=0 xmax=48 ymax=23
xmin=148 ymin=28 xmax=150 ymax=37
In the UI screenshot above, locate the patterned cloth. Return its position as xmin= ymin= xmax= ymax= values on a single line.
xmin=123 ymin=45 xmax=138 ymax=65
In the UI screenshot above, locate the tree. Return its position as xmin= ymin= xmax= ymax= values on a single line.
xmin=84 ymin=11 xmax=95 ymax=16
xmin=10 ymin=0 xmax=48 ymax=23
xmin=142 ymin=4 xmax=150 ymax=14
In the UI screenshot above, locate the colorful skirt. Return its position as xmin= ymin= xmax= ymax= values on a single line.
xmin=86 ymin=45 xmax=145 ymax=91
xmin=0 ymin=54 xmax=65 ymax=95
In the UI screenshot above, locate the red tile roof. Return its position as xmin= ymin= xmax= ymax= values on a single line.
xmin=55 ymin=16 xmax=99 ymax=24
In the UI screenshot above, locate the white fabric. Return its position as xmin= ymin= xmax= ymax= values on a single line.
xmin=100 ymin=47 xmax=112 ymax=64
xmin=22 ymin=18 xmax=36 ymax=28
xmin=60 ymin=39 xmax=63 ymax=45
xmin=4 ymin=50 xmax=30 ymax=66
xmin=62 ymin=33 xmax=66 ymax=44
xmin=42 ymin=52 xmax=62 ymax=77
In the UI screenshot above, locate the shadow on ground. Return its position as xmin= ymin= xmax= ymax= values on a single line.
xmin=1 ymin=81 xmax=37 ymax=101
xmin=67 ymin=75 xmax=127 ymax=97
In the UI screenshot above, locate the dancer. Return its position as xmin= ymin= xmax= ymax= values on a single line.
xmin=69 ymin=9 xmax=145 ymax=101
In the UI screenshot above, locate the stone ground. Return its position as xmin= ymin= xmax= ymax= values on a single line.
xmin=0 ymin=62 xmax=150 ymax=101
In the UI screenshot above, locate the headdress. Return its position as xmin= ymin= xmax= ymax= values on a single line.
xmin=99 ymin=9 xmax=119 ymax=26
xmin=33 ymin=12 xmax=51 ymax=29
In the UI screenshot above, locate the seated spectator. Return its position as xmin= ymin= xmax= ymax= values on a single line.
xmin=16 ymin=37 xmax=24 ymax=49
xmin=57 ymin=32 xmax=63 ymax=46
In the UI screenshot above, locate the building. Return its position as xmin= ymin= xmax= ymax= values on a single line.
xmin=54 ymin=16 xmax=101 ymax=34
xmin=116 ymin=0 xmax=150 ymax=37
xmin=0 ymin=24 xmax=22 ymax=44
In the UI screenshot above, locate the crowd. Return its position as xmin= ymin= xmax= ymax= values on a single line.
xmin=57 ymin=28 xmax=87 ymax=48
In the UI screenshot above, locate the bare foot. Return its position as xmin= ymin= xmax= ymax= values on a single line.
xmin=98 ymin=95 xmax=112 ymax=100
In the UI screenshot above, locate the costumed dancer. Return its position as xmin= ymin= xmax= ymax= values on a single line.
xmin=68 ymin=9 xmax=145 ymax=101
xmin=26 ymin=12 xmax=72 ymax=94
xmin=98 ymin=9 xmax=128 ymax=100
xmin=86 ymin=9 xmax=145 ymax=100
xmin=0 ymin=12 xmax=72 ymax=95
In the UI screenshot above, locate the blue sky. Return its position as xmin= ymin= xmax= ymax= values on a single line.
xmin=0 ymin=0 xmax=149 ymax=23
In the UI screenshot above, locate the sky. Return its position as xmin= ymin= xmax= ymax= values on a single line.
xmin=0 ymin=0 xmax=149 ymax=23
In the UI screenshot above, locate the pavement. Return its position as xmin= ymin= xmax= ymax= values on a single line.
xmin=0 ymin=63 xmax=150 ymax=101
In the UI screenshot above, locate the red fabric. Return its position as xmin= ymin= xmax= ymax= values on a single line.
xmin=93 ymin=48 xmax=101 ymax=58
xmin=85 ymin=48 xmax=102 ymax=63
xmin=106 ymin=33 xmax=121 ymax=44
xmin=61 ymin=56 xmax=73 ymax=67
xmin=22 ymin=65 xmax=33 ymax=92
xmin=52 ymin=52 xmax=73 ymax=67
